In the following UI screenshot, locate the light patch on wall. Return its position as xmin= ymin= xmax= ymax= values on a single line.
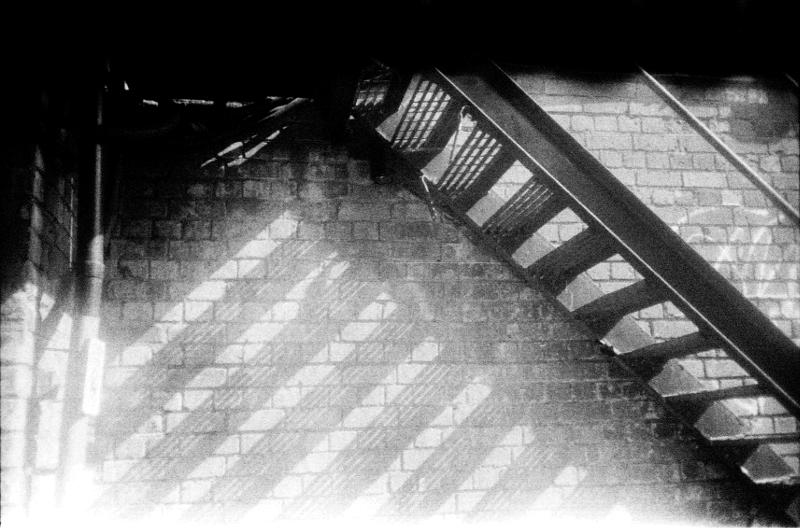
xmin=338 ymin=298 xmax=397 ymax=343
xmin=1 ymin=281 xmax=39 ymax=322
xmin=112 ymin=212 xmax=299 ymax=377
xmin=342 ymin=377 xmax=492 ymax=519
xmin=165 ymin=291 xmax=394 ymax=492
xmin=201 ymin=129 xmax=283 ymax=168
xmin=161 ymin=254 xmax=343 ymax=448
xmin=281 ymin=296 xmax=395 ymax=391
xmin=257 ymin=337 xmax=433 ymax=515
xmin=604 ymin=504 xmax=633 ymax=526
xmin=46 ymin=312 xmax=74 ymax=351
xmin=151 ymin=251 xmax=357 ymax=502
xmin=440 ymin=424 xmax=533 ymax=515
xmin=528 ymin=465 xmax=587 ymax=511
xmin=38 ymin=291 xmax=56 ymax=320
xmin=237 ymin=252 xmax=340 ymax=344
xmin=56 ymin=466 xmax=103 ymax=518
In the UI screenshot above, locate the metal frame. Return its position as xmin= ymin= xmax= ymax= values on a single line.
xmin=638 ymin=67 xmax=800 ymax=225
xmin=426 ymin=62 xmax=799 ymax=417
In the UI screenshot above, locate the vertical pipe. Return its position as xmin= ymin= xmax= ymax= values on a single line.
xmin=56 ymin=63 xmax=106 ymax=510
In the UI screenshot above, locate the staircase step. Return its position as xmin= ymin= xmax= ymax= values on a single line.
xmin=434 ymin=126 xmax=508 ymax=204
xmin=390 ymin=77 xmax=455 ymax=155
xmin=573 ymin=280 xmax=669 ymax=336
xmin=483 ymin=176 xmax=567 ymax=254
xmin=526 ymin=228 xmax=616 ymax=294
xmin=406 ymin=98 xmax=461 ymax=167
xmin=622 ymin=332 xmax=715 ymax=361
xmin=449 ymin=148 xmax=517 ymax=211
xmin=354 ymin=69 xmax=411 ymax=125
xmin=708 ymin=432 xmax=800 ymax=447
xmin=665 ymin=383 xmax=765 ymax=405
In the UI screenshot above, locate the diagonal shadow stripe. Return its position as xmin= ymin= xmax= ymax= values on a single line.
xmin=275 ymin=338 xmax=611 ymax=521
xmin=467 ymin=440 xmax=575 ymax=520
xmin=464 ymin=415 xmax=694 ymax=520
xmin=95 ymin=273 xmax=392 ymax=512
xmin=377 ymin=386 xmax=527 ymax=517
xmin=179 ymin=320 xmax=424 ymax=522
xmin=386 ymin=377 xmax=643 ymax=519
xmin=98 ymin=238 xmax=342 ymax=446
xmin=252 ymin=360 xmax=482 ymax=521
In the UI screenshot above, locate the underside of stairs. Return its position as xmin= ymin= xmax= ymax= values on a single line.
xmin=348 ymin=60 xmax=800 ymax=522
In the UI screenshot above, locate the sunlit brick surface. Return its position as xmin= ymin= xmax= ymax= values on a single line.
xmin=82 ymin=122 xmax=776 ymax=525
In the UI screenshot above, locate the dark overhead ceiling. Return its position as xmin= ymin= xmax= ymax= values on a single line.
xmin=11 ymin=0 xmax=799 ymax=101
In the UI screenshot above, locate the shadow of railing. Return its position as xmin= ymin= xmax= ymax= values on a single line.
xmin=98 ymin=236 xmax=331 ymax=448
xmin=467 ymin=441 xmax=574 ymax=520
xmin=375 ymin=387 xmax=528 ymax=517
xmin=186 ymin=349 xmax=477 ymax=523
xmin=90 ymin=146 xmax=772 ymax=525
xmin=96 ymin=259 xmax=394 ymax=511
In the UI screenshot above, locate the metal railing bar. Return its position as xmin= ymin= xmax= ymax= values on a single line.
xmin=638 ymin=67 xmax=800 ymax=226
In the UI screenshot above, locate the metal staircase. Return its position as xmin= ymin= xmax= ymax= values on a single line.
xmin=349 ymin=60 xmax=800 ymax=518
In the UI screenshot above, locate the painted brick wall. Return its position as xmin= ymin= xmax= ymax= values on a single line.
xmin=1 ymin=133 xmax=77 ymax=519
xmin=87 ymin=119 xmax=780 ymax=525
xmin=500 ymin=73 xmax=799 ymax=470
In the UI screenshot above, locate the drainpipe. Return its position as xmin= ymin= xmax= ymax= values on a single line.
xmin=57 ymin=64 xmax=107 ymax=510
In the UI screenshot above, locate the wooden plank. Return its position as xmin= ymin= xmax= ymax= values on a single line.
xmin=573 ymin=280 xmax=669 ymax=336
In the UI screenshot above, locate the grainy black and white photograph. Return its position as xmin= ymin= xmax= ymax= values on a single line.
xmin=2 ymin=2 xmax=799 ymax=526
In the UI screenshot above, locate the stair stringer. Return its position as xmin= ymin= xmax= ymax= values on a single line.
xmin=469 ymin=190 xmax=797 ymax=483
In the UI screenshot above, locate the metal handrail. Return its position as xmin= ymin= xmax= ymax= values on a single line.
xmin=638 ymin=68 xmax=800 ymax=226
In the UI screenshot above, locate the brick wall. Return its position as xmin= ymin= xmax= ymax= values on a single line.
xmin=1 ymin=127 xmax=77 ymax=519
xmin=87 ymin=119 xmax=782 ymax=524
xmin=509 ymin=73 xmax=798 ymax=340
xmin=499 ymin=72 xmax=799 ymax=472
